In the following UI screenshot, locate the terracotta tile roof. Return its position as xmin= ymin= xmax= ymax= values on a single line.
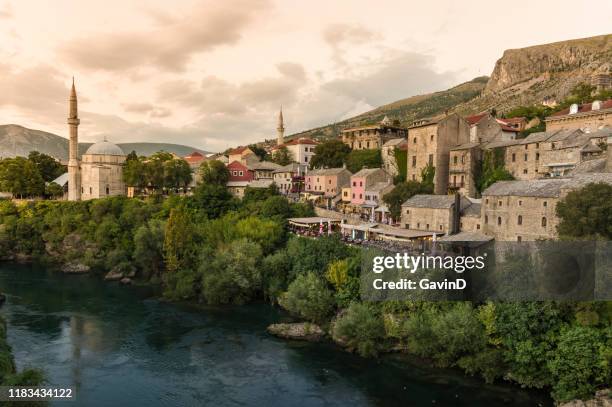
xmin=496 ymin=119 xmax=520 ymax=132
xmin=274 ymin=137 xmax=319 ymax=149
xmin=465 ymin=113 xmax=488 ymax=125
xmin=228 ymin=146 xmax=250 ymax=155
xmin=183 ymin=151 xmax=205 ymax=164
xmin=549 ymin=99 xmax=612 ymax=117
xmin=499 ymin=117 xmax=527 ymax=125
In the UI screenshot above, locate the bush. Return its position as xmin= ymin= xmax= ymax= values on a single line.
xmin=547 ymin=325 xmax=610 ymax=402
xmin=332 ymin=303 xmax=385 ymax=357
xmin=280 ymin=272 xmax=334 ymax=323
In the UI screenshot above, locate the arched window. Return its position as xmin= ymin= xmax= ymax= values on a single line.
xmin=518 ymin=215 xmax=522 ymax=225
xmin=484 ymin=215 xmax=488 ymax=224
xmin=106 ymin=185 xmax=110 ymax=195
xmin=541 ymin=217 xmax=547 ymax=227
xmin=497 ymin=216 xmax=502 ymax=226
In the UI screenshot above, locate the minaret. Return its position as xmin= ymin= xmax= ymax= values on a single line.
xmin=277 ymin=106 xmax=285 ymax=146
xmin=67 ymin=77 xmax=81 ymax=201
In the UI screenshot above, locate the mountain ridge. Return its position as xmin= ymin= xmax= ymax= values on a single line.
xmin=0 ymin=124 xmax=212 ymax=160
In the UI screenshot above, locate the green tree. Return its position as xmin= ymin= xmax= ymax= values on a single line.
xmin=163 ymin=206 xmax=198 ymax=273
xmin=280 ymin=272 xmax=334 ymax=323
xmin=201 ymin=239 xmax=263 ymax=304
xmin=345 ymin=149 xmax=382 ymax=173
xmin=163 ymin=158 xmax=192 ymax=191
xmin=45 ymin=182 xmax=64 ymax=199
xmin=27 ymin=151 xmax=66 ymax=182
xmin=134 ymin=219 xmax=166 ymax=279
xmin=332 ymin=303 xmax=386 ymax=357
xmin=270 ymin=146 xmax=294 ymax=166
xmin=476 ymin=149 xmax=514 ymax=193
xmin=199 ymin=159 xmax=229 ymax=185
xmin=556 ymin=182 xmax=612 ymax=239
xmin=248 ymin=144 xmax=268 ymax=161
xmin=122 ymin=156 xmax=146 ymax=187
xmin=383 ymin=181 xmax=432 ymax=221
xmin=309 ymin=139 xmax=351 ymax=169
xmin=0 ymin=157 xmax=44 ymax=198
xmin=191 ymin=184 xmax=237 ymax=219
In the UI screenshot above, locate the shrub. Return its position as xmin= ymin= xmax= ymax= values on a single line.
xmin=332 ymin=303 xmax=385 ymax=357
xmin=280 ymin=272 xmax=334 ymax=323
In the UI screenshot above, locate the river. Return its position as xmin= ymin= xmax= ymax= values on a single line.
xmin=0 ymin=264 xmax=552 ymax=406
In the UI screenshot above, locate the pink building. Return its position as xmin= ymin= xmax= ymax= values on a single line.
xmin=305 ymin=168 xmax=351 ymax=197
xmin=350 ymin=168 xmax=390 ymax=205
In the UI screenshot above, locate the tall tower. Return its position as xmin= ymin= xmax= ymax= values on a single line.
xmin=67 ymin=78 xmax=81 ymax=201
xmin=277 ymin=106 xmax=285 ymax=146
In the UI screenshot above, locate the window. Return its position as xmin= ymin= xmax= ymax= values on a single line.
xmin=439 ymin=225 xmax=443 ymax=231
xmin=551 ymin=143 xmax=555 ymax=149
xmin=453 ymin=156 xmax=458 ymax=164
xmin=353 ymin=181 xmax=356 ymax=186
xmin=498 ymin=200 xmax=502 ymax=207
xmin=359 ymin=181 xmax=363 ymax=187
xmin=517 ymin=236 xmax=522 ymax=242
xmin=239 ymin=171 xmax=243 ymax=176
xmin=430 ymin=135 xmax=434 ymax=142
xmin=89 ymin=187 xmax=92 ymax=194
xmin=232 ymin=171 xmax=237 ymax=176
xmin=484 ymin=215 xmax=488 ymax=224
xmin=536 ymin=153 xmax=540 ymax=161
xmin=105 ymin=185 xmax=110 ymax=195
xmin=328 ymin=179 xmax=331 ymax=184
xmin=519 ymin=200 xmax=522 ymax=206
xmin=352 ymin=193 xmax=355 ymax=198
xmin=541 ymin=217 xmax=547 ymax=227
xmin=417 ymin=223 xmax=420 ymax=228
xmin=428 ymin=154 xmax=433 ymax=166
xmin=543 ymin=201 xmax=547 ymax=207
xmin=524 ymin=144 xmax=528 ymax=150
xmin=536 ymin=143 xmax=539 ymax=149
xmin=518 ymin=215 xmax=522 ymax=225
xmin=497 ymin=216 xmax=502 ymax=226
xmin=524 ymin=154 xmax=528 ymax=161
xmin=426 ymin=224 xmax=430 ymax=230
xmin=359 ymin=194 xmax=362 ymax=199
xmin=512 ymin=153 xmax=516 ymax=162
xmin=366 ymin=141 xmax=370 ymax=148
xmin=412 ymin=156 xmax=417 ymax=167
xmin=305 ymin=156 xmax=308 ymax=162
xmin=406 ymin=224 xmax=410 ymax=229
xmin=461 ymin=156 xmax=465 ymax=164
xmin=412 ymin=174 xmax=416 ymax=181
xmin=485 ymin=199 xmax=489 ymax=204
xmin=460 ymin=175 xmax=464 ymax=184
xmin=358 ymin=142 xmax=362 ymax=149
xmin=406 ymin=209 xmax=410 ymax=214
xmin=413 ymin=137 xmax=417 ymax=144
xmin=476 ymin=224 xmax=481 ymax=230
xmin=523 ymin=169 xmax=528 ymax=174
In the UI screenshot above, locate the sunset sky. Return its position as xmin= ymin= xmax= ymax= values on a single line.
xmin=0 ymin=0 xmax=610 ymax=152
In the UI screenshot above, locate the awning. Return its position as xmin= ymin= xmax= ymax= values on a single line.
xmin=374 ymin=205 xmax=389 ymax=213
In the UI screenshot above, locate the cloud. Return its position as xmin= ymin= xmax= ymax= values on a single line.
xmin=123 ymin=102 xmax=173 ymax=118
xmin=59 ymin=0 xmax=271 ymax=72
xmin=0 ymin=64 xmax=67 ymax=121
xmin=323 ymin=51 xmax=457 ymax=107
xmin=323 ymin=23 xmax=379 ymax=66
xmin=157 ymin=62 xmax=307 ymax=116
xmin=0 ymin=3 xmax=12 ymax=19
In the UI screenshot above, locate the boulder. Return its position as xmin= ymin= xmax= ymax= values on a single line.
xmin=558 ymin=389 xmax=611 ymax=407
xmin=104 ymin=269 xmax=124 ymax=281
xmin=62 ymin=262 xmax=90 ymax=274
xmin=267 ymin=322 xmax=324 ymax=342
xmin=120 ymin=277 xmax=132 ymax=285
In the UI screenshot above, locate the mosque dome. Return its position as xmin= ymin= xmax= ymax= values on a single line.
xmin=84 ymin=140 xmax=125 ymax=156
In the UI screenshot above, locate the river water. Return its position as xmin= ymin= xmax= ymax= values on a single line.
xmin=0 ymin=264 xmax=551 ymax=406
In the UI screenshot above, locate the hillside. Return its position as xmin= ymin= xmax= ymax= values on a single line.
xmin=288 ymin=34 xmax=611 ymax=141
xmin=0 ymin=124 xmax=211 ymax=160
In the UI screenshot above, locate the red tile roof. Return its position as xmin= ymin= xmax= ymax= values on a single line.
xmin=550 ymin=99 xmax=612 ymax=117
xmin=465 ymin=113 xmax=488 ymax=125
xmin=500 ymin=117 xmax=526 ymax=125
xmin=183 ymin=151 xmax=205 ymax=164
xmin=495 ymin=119 xmax=520 ymax=132
xmin=228 ymin=146 xmax=251 ymax=155
xmin=273 ymin=137 xmax=319 ymax=149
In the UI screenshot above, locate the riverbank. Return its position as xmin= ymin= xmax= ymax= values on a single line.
xmin=0 ymin=263 xmax=555 ymax=407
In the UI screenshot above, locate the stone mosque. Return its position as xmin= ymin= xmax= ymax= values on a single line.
xmin=66 ymin=79 xmax=126 ymax=201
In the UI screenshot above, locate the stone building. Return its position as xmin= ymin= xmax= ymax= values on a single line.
xmin=400 ymin=194 xmax=471 ymax=234
xmin=184 ymin=151 xmax=206 ymax=187
xmin=273 ymin=163 xmax=302 ymax=195
xmin=79 ymin=141 xmax=126 ymax=200
xmin=545 ymin=99 xmax=612 ymax=132
xmin=459 ymin=202 xmax=482 ymax=232
xmin=65 ymin=79 xmax=126 ymax=201
xmin=448 ymin=142 xmax=481 ymax=198
xmin=381 ymin=138 xmax=407 ymax=178
xmin=406 ymin=114 xmax=470 ymax=194
xmin=271 ymin=137 xmax=318 ymax=169
xmin=341 ymin=116 xmax=407 ymax=150
xmin=465 ymin=113 xmax=521 ymax=143
xmin=228 ymin=146 xmax=257 ymax=165
xmin=481 ymin=173 xmax=612 ymax=241
xmin=247 ymin=161 xmax=282 ymax=180
xmin=304 ymin=167 xmax=351 ymax=198
xmin=350 ymin=168 xmax=390 ymax=205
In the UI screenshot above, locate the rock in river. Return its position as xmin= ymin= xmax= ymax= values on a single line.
xmin=104 ymin=269 xmax=124 ymax=281
xmin=62 ymin=262 xmax=90 ymax=274
xmin=267 ymin=322 xmax=324 ymax=342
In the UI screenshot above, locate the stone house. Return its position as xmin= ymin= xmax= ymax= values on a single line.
xmin=247 ymin=161 xmax=282 ymax=180
xmin=480 ymin=173 xmax=612 ymax=241
xmin=381 ymin=138 xmax=407 ymax=178
xmin=341 ymin=116 xmax=407 ymax=150
xmin=350 ymin=168 xmax=390 ymax=205
xmin=449 ymin=142 xmax=481 ymax=198
xmin=466 ymin=113 xmax=521 ymax=143
xmin=273 ymin=163 xmax=302 ymax=195
xmin=459 ymin=202 xmax=482 ymax=232
xmin=400 ymin=194 xmax=472 ymax=234
xmin=305 ymin=167 xmax=351 ymax=198
xmin=271 ymin=137 xmax=318 ymax=169
xmin=183 ymin=151 xmax=206 ymax=187
xmin=406 ymin=114 xmax=470 ymax=194
xmin=545 ymin=100 xmax=612 ymax=132
xmin=228 ymin=146 xmax=257 ymax=165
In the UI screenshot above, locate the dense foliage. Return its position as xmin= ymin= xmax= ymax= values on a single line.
xmin=123 ymin=151 xmax=192 ymax=192
xmin=309 ymin=139 xmax=351 ymax=169
xmin=270 ymin=146 xmax=294 ymax=166
xmin=556 ymin=182 xmax=612 ymax=239
xmin=344 ymin=149 xmax=382 ymax=173
xmin=382 ymin=165 xmax=435 ymax=220
xmin=475 ymin=148 xmax=514 ymax=194
xmin=0 ymin=151 xmax=66 ymax=198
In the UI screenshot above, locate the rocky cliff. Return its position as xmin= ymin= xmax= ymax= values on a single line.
xmin=485 ymin=34 xmax=611 ymax=94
